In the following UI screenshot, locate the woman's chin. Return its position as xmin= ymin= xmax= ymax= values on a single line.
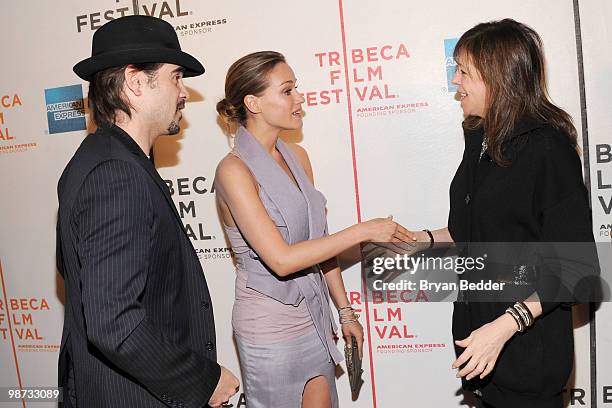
xmin=287 ymin=118 xmax=303 ymax=130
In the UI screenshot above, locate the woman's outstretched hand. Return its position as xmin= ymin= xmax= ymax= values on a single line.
xmin=361 ymin=216 xmax=417 ymax=243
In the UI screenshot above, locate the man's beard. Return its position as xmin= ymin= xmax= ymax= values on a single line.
xmin=167 ymin=120 xmax=180 ymax=135
xmin=167 ymin=100 xmax=185 ymax=135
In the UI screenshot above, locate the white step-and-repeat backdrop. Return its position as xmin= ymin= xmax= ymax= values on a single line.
xmin=1 ymin=0 xmax=610 ymax=407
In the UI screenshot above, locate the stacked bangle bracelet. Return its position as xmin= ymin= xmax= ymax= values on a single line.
xmin=514 ymin=302 xmax=534 ymax=327
xmin=338 ymin=306 xmax=359 ymax=325
xmin=505 ymin=302 xmax=535 ymax=333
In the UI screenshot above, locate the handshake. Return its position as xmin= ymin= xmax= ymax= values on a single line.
xmin=357 ymin=215 xmax=439 ymax=248
xmin=359 ymin=222 xmax=453 ymax=280
xmin=357 ymin=215 xmax=418 ymax=244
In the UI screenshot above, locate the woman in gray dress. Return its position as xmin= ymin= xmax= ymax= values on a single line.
xmin=215 ymin=51 xmax=414 ymax=407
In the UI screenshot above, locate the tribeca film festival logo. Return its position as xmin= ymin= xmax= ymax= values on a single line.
xmin=0 ymin=296 xmax=60 ymax=353
xmin=44 ymin=85 xmax=86 ymax=134
xmin=302 ymin=44 xmax=429 ymax=118
xmin=563 ymin=386 xmax=612 ymax=406
xmin=345 ymin=290 xmax=425 ymax=355
xmin=0 ymin=93 xmax=22 ymax=142
xmin=76 ymin=0 xmax=229 ymax=37
xmin=0 ymin=93 xmax=37 ymax=155
xmin=347 ymin=289 xmax=449 ymax=355
xmin=444 ymin=37 xmax=459 ymax=93
xmin=596 ymin=143 xmax=612 ymax=238
xmin=164 ymin=176 xmax=231 ymax=261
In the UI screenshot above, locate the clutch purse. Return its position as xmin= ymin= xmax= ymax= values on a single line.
xmin=344 ymin=335 xmax=363 ymax=397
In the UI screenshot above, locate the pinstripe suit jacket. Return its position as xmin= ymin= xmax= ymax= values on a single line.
xmin=56 ymin=125 xmax=220 ymax=408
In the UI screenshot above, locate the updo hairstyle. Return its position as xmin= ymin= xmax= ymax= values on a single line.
xmin=216 ymin=51 xmax=286 ymax=126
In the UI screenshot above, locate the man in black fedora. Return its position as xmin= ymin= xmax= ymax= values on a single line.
xmin=56 ymin=15 xmax=239 ymax=407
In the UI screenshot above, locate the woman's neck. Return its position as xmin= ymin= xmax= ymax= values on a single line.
xmin=246 ymin=122 xmax=281 ymax=155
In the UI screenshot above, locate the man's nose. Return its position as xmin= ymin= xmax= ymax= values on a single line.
xmin=180 ymin=80 xmax=190 ymax=100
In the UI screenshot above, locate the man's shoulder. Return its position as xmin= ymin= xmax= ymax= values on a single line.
xmin=58 ymin=127 xmax=142 ymax=202
xmin=76 ymin=126 xmax=135 ymax=161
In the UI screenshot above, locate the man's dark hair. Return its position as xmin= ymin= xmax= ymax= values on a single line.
xmin=88 ymin=63 xmax=163 ymax=126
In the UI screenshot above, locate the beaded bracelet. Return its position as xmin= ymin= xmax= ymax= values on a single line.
xmin=513 ymin=302 xmax=534 ymax=328
xmin=505 ymin=307 xmax=525 ymax=332
xmin=338 ymin=306 xmax=359 ymax=325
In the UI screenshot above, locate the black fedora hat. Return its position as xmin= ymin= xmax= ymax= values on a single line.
xmin=74 ymin=15 xmax=204 ymax=81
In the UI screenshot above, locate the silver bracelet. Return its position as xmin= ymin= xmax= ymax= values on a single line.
xmin=513 ymin=302 xmax=533 ymax=328
xmin=338 ymin=306 xmax=359 ymax=325
xmin=505 ymin=307 xmax=524 ymax=332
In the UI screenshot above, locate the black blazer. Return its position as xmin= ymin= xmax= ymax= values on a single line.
xmin=448 ymin=118 xmax=597 ymax=407
xmin=56 ymin=125 xmax=220 ymax=408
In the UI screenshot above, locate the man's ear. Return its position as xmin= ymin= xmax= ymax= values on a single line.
xmin=124 ymin=65 xmax=144 ymax=97
xmin=244 ymin=95 xmax=261 ymax=114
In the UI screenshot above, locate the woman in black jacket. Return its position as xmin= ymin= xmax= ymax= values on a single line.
xmin=413 ymin=19 xmax=597 ymax=407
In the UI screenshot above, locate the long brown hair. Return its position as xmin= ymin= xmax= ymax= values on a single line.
xmin=454 ymin=19 xmax=577 ymax=165
xmin=216 ymin=51 xmax=286 ymax=127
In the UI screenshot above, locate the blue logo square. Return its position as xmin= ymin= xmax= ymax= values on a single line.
xmin=444 ymin=38 xmax=459 ymax=92
xmin=45 ymin=84 xmax=86 ymax=134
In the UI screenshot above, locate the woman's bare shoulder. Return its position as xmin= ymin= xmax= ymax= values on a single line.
xmin=215 ymin=153 xmax=254 ymax=187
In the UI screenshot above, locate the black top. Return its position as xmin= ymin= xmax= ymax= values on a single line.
xmin=449 ymin=117 xmax=591 ymax=243
xmin=448 ymin=117 xmax=596 ymax=407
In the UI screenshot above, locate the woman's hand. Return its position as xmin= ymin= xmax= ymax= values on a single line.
xmin=452 ymin=313 xmax=518 ymax=380
xmin=341 ymin=320 xmax=365 ymax=360
xmin=360 ymin=216 xmax=416 ymax=243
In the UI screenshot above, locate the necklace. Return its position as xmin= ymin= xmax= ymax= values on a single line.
xmin=479 ymin=139 xmax=488 ymax=160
